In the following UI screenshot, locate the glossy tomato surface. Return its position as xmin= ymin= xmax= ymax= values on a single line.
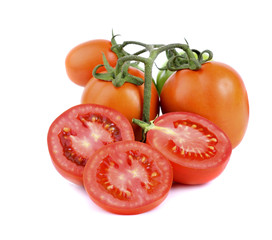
xmin=65 ymin=39 xmax=118 ymax=86
xmin=160 ymin=61 xmax=249 ymax=148
xmin=146 ymin=112 xmax=232 ymax=185
xmin=47 ymin=104 xmax=134 ymax=185
xmin=81 ymin=67 xmax=160 ymax=141
xmin=83 ymin=141 xmax=173 ymax=215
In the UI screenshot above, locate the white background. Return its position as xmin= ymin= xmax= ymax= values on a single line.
xmin=1 ymin=0 xmax=271 ymax=239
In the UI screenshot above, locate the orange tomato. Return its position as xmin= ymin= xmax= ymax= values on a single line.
xmin=81 ymin=67 xmax=160 ymax=140
xmin=160 ymin=61 xmax=249 ymax=148
xmin=65 ymin=39 xmax=118 ymax=86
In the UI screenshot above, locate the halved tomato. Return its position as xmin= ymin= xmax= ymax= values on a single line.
xmin=47 ymin=104 xmax=134 ymax=185
xmin=83 ymin=141 xmax=173 ymax=215
xmin=145 ymin=112 xmax=232 ymax=185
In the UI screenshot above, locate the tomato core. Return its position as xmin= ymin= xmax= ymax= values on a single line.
xmin=57 ymin=113 xmax=122 ymax=167
xmin=168 ymin=120 xmax=218 ymax=160
xmin=96 ymin=149 xmax=162 ymax=201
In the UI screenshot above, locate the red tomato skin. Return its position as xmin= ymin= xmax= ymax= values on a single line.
xmin=146 ymin=112 xmax=232 ymax=185
xmin=169 ymin=156 xmax=230 ymax=185
xmin=81 ymin=67 xmax=160 ymax=141
xmin=89 ymin=191 xmax=169 ymax=215
xmin=65 ymin=39 xmax=118 ymax=86
xmin=83 ymin=141 xmax=173 ymax=215
xmin=47 ymin=104 xmax=135 ymax=185
xmin=160 ymin=61 xmax=249 ymax=149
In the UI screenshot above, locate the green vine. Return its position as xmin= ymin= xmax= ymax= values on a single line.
xmin=92 ymin=33 xmax=213 ymax=141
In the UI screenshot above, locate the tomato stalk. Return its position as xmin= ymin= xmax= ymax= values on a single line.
xmin=94 ymin=36 xmax=213 ymax=141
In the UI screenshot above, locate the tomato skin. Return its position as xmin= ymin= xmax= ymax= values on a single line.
xmin=146 ymin=112 xmax=232 ymax=185
xmin=83 ymin=141 xmax=173 ymax=215
xmin=160 ymin=61 xmax=249 ymax=148
xmin=65 ymin=39 xmax=118 ymax=86
xmin=47 ymin=104 xmax=135 ymax=185
xmin=81 ymin=67 xmax=160 ymax=141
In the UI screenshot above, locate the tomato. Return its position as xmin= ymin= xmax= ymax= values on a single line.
xmin=145 ymin=112 xmax=232 ymax=185
xmin=83 ymin=140 xmax=173 ymax=215
xmin=160 ymin=61 xmax=249 ymax=148
xmin=47 ymin=104 xmax=134 ymax=185
xmin=65 ymin=39 xmax=118 ymax=86
xmin=81 ymin=67 xmax=160 ymax=141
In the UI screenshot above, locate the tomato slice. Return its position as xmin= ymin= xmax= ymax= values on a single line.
xmin=83 ymin=141 xmax=173 ymax=215
xmin=47 ymin=104 xmax=135 ymax=185
xmin=146 ymin=112 xmax=232 ymax=185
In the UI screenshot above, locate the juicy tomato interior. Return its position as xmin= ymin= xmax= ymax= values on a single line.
xmin=83 ymin=141 xmax=173 ymax=215
xmin=146 ymin=112 xmax=232 ymax=185
xmin=47 ymin=104 xmax=134 ymax=185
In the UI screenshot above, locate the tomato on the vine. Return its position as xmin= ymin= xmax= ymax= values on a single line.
xmin=65 ymin=39 xmax=118 ymax=86
xmin=144 ymin=112 xmax=232 ymax=185
xmin=47 ymin=104 xmax=134 ymax=185
xmin=83 ymin=140 xmax=173 ymax=215
xmin=81 ymin=67 xmax=160 ymax=141
xmin=160 ymin=61 xmax=249 ymax=148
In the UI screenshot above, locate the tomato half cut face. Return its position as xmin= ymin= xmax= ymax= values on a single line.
xmin=83 ymin=141 xmax=173 ymax=215
xmin=146 ymin=112 xmax=232 ymax=185
xmin=47 ymin=104 xmax=135 ymax=185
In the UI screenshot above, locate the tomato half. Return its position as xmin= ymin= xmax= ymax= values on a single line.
xmin=47 ymin=104 xmax=134 ymax=185
xmin=83 ymin=140 xmax=173 ymax=215
xmin=65 ymin=39 xmax=118 ymax=86
xmin=81 ymin=67 xmax=160 ymax=141
xmin=160 ymin=61 xmax=249 ymax=148
xmin=145 ymin=112 xmax=232 ymax=185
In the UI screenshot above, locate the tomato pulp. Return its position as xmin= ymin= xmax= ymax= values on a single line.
xmin=145 ymin=112 xmax=232 ymax=184
xmin=83 ymin=141 xmax=173 ymax=215
xmin=47 ymin=104 xmax=134 ymax=185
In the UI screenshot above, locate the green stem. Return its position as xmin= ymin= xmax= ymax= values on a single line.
xmin=142 ymin=58 xmax=153 ymax=124
xmin=132 ymin=118 xmax=154 ymax=142
xmin=115 ymin=55 xmax=149 ymax=74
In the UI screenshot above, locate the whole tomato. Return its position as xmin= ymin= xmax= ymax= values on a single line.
xmin=81 ymin=67 xmax=160 ymax=140
xmin=65 ymin=39 xmax=118 ymax=86
xmin=160 ymin=61 xmax=249 ymax=148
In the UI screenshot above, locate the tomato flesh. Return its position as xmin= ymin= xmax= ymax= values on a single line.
xmin=146 ymin=112 xmax=232 ymax=185
xmin=47 ymin=104 xmax=134 ymax=185
xmin=83 ymin=141 xmax=173 ymax=215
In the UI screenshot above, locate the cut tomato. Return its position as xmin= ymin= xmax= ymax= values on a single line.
xmin=83 ymin=141 xmax=173 ymax=215
xmin=47 ymin=104 xmax=134 ymax=185
xmin=145 ymin=112 xmax=232 ymax=184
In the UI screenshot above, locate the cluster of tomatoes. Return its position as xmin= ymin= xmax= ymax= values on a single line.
xmin=47 ymin=38 xmax=249 ymax=215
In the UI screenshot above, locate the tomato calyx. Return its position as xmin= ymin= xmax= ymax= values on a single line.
xmin=160 ymin=46 xmax=213 ymax=72
xmin=92 ymin=53 xmax=144 ymax=87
